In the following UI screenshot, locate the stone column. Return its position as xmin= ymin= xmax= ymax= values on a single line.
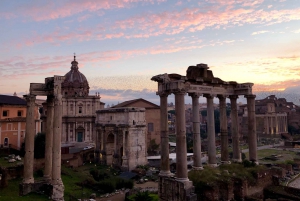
xmin=205 ymin=94 xmax=217 ymax=167
xmin=189 ymin=92 xmax=203 ymax=170
xmin=89 ymin=122 xmax=92 ymax=141
xmin=270 ymin=116 xmax=274 ymax=134
xmin=113 ymin=132 xmax=118 ymax=165
xmin=44 ymin=95 xmax=54 ymax=182
xmin=23 ymin=94 xmax=36 ymax=184
xmin=122 ymin=130 xmax=129 ymax=170
xmin=100 ymin=129 xmax=105 ymax=164
xmin=266 ymin=116 xmax=270 ymax=134
xmin=218 ymin=95 xmax=229 ymax=163
xmin=275 ymin=116 xmax=279 ymax=134
xmin=245 ymin=95 xmax=258 ymax=163
xmin=95 ymin=129 xmax=100 ymax=163
xmin=174 ymin=90 xmax=188 ymax=180
xmin=159 ymin=92 xmax=172 ymax=176
xmin=52 ymin=93 xmax=64 ymax=200
xmin=230 ymin=95 xmax=241 ymax=162
xmin=284 ymin=115 xmax=287 ymax=132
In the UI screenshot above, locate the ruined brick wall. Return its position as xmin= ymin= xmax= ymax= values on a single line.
xmin=159 ymin=176 xmax=197 ymax=201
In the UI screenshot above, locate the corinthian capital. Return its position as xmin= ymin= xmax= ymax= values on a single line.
xmin=188 ymin=92 xmax=201 ymax=98
xmin=24 ymin=94 xmax=36 ymax=107
xmin=157 ymin=91 xmax=170 ymax=97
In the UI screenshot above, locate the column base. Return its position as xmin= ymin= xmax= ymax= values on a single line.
xmin=176 ymin=177 xmax=190 ymax=183
xmin=232 ymin=159 xmax=242 ymax=163
xmin=159 ymin=170 xmax=173 ymax=177
xmin=19 ymin=182 xmax=33 ymax=196
xmin=43 ymin=175 xmax=52 ymax=183
xmin=192 ymin=166 xmax=204 ymax=170
xmin=221 ymin=161 xmax=231 ymax=164
xmin=51 ymin=183 xmax=64 ymax=201
xmin=23 ymin=178 xmax=34 ymax=184
xmin=208 ymin=163 xmax=218 ymax=168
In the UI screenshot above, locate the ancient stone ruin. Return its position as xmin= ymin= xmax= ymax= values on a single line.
xmin=20 ymin=75 xmax=65 ymax=200
xmin=151 ymin=63 xmax=258 ymax=201
xmin=94 ymin=107 xmax=148 ymax=171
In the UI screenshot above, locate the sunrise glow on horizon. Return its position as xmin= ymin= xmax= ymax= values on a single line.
xmin=1 ymin=0 xmax=300 ymax=105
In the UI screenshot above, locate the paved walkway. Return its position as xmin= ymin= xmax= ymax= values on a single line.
xmin=288 ymin=175 xmax=300 ymax=188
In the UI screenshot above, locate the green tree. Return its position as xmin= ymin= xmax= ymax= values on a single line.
xmin=134 ymin=191 xmax=153 ymax=201
xmin=20 ymin=133 xmax=45 ymax=158
xmin=34 ymin=132 xmax=45 ymax=159
xmin=147 ymin=139 xmax=160 ymax=155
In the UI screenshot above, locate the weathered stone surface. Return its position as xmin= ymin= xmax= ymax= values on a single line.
xmin=95 ymin=107 xmax=147 ymax=171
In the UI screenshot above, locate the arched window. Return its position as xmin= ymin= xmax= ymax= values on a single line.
xmin=107 ymin=133 xmax=114 ymax=143
xmin=4 ymin=138 xmax=8 ymax=147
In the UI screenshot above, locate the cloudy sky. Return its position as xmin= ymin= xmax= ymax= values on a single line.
xmin=1 ymin=0 xmax=300 ymax=105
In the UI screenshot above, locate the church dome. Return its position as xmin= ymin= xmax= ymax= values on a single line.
xmin=62 ymin=55 xmax=89 ymax=97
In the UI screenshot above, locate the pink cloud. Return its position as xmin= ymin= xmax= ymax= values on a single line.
xmin=3 ymin=0 xmax=166 ymax=21
xmin=7 ymin=1 xmax=300 ymax=48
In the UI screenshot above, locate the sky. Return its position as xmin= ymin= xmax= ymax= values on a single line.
xmin=1 ymin=0 xmax=300 ymax=106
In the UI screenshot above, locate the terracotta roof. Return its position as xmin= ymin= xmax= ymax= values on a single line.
xmin=0 ymin=117 xmax=26 ymax=122
xmin=112 ymin=98 xmax=159 ymax=109
xmin=0 ymin=95 xmax=26 ymax=105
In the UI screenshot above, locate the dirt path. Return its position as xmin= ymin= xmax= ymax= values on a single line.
xmin=96 ymin=181 xmax=158 ymax=201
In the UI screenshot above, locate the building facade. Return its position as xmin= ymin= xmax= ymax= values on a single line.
xmin=0 ymin=94 xmax=41 ymax=149
xmin=239 ymin=95 xmax=288 ymax=138
xmin=41 ymin=56 xmax=104 ymax=147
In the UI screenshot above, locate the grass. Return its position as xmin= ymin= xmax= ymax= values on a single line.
xmin=0 ymin=163 xmax=122 ymax=200
xmin=188 ymin=163 xmax=266 ymax=188
xmin=244 ymin=149 xmax=298 ymax=164
xmin=0 ymin=178 xmax=49 ymax=201
xmin=0 ymin=157 xmax=23 ymax=168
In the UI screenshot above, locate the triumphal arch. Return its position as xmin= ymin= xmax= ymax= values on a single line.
xmin=151 ymin=64 xmax=257 ymax=201
xmin=20 ymin=75 xmax=65 ymax=200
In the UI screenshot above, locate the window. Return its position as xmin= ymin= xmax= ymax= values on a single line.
xmin=7 ymin=123 xmax=12 ymax=130
xmin=17 ymin=110 xmax=22 ymax=117
xmin=148 ymin=123 xmax=154 ymax=132
xmin=4 ymin=138 xmax=8 ymax=147
xmin=3 ymin=110 xmax=8 ymax=117
xmin=70 ymin=104 xmax=73 ymax=111
xmin=87 ymin=104 xmax=90 ymax=112
xmin=79 ymin=107 xmax=82 ymax=113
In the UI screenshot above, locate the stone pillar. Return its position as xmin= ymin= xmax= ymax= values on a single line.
xmin=100 ymin=129 xmax=105 ymax=164
xmin=113 ymin=132 xmax=118 ymax=165
xmin=23 ymin=94 xmax=36 ymax=184
xmin=189 ymin=92 xmax=203 ymax=170
xmin=230 ymin=95 xmax=241 ymax=162
xmin=44 ymin=95 xmax=54 ymax=182
xmin=89 ymin=122 xmax=92 ymax=141
xmin=205 ymin=94 xmax=217 ymax=167
xmin=218 ymin=95 xmax=229 ymax=163
xmin=270 ymin=116 xmax=274 ymax=134
xmin=275 ymin=116 xmax=279 ymax=134
xmin=95 ymin=129 xmax=100 ymax=163
xmin=122 ymin=130 xmax=129 ymax=170
xmin=159 ymin=92 xmax=172 ymax=176
xmin=245 ymin=95 xmax=258 ymax=163
xmin=266 ymin=116 xmax=270 ymax=134
xmin=284 ymin=116 xmax=287 ymax=132
xmin=52 ymin=93 xmax=64 ymax=200
xmin=174 ymin=91 xmax=188 ymax=180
